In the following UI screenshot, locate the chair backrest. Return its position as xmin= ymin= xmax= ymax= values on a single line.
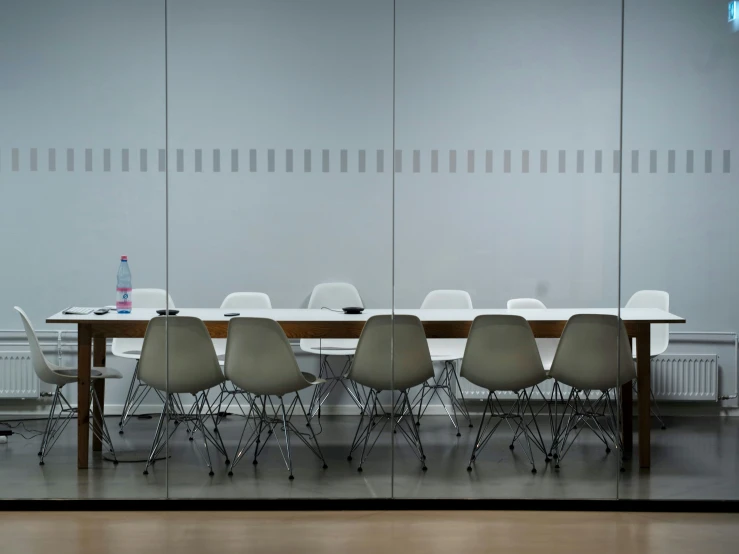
xmin=348 ymin=315 xmax=433 ymax=391
xmin=460 ymin=315 xmax=546 ymax=392
xmin=138 ymin=316 xmax=224 ymax=394
xmin=14 ymin=307 xmax=60 ymax=385
xmin=420 ymin=289 xmax=473 ymax=309
xmin=112 ymin=288 xmax=175 ymax=358
xmin=307 ymin=282 xmax=363 ymax=309
xmin=507 ymin=298 xmax=547 ymax=309
xmin=220 ymin=292 xmax=272 ymax=310
xmin=224 ymin=318 xmax=308 ymax=396
xmin=550 ymin=314 xmax=636 ymax=391
xmin=133 ymin=288 xmax=176 ymax=309
xmin=624 ymin=290 xmax=669 ymax=357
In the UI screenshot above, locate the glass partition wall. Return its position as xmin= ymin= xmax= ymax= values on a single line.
xmin=164 ymin=0 xmax=395 ymax=499
xmin=619 ymin=0 xmax=739 ymax=500
xmin=0 ymin=0 xmax=168 ymax=499
xmin=393 ymin=0 xmax=624 ymax=500
xmin=2 ymin=0 xmax=737 ymax=504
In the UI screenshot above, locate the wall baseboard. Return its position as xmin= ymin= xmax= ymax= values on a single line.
xmin=1 ymin=402 xmax=738 ymax=419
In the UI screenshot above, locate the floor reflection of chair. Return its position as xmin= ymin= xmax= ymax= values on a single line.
xmin=15 ymin=307 xmax=121 ymax=466
xmin=137 ymin=316 xmax=228 ymax=476
xmin=460 ymin=315 xmax=547 ymax=474
xmin=346 ymin=315 xmax=433 ymax=472
xmin=549 ymin=314 xmax=636 ymax=471
xmin=224 ymin=317 xmax=327 ymax=480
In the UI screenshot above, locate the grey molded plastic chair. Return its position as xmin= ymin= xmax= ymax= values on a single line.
xmin=137 ymin=316 xmax=227 ymax=476
xmin=15 ymin=307 xmax=121 ymax=465
xmin=507 ymin=297 xmax=557 ymax=371
xmin=413 ymin=290 xmax=473 ymax=434
xmin=625 ymin=289 xmax=670 ymax=429
xmin=549 ymin=314 xmax=636 ymax=470
xmin=460 ymin=315 xmax=547 ymax=474
xmin=112 ymin=288 xmax=175 ymax=433
xmin=345 ymin=315 xmax=433 ymax=472
xmin=213 ymin=292 xmax=273 ymax=422
xmin=224 ymin=317 xmax=326 ymax=480
xmin=300 ymin=282 xmax=365 ymax=420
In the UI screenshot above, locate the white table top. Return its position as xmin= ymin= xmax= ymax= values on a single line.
xmin=47 ymin=307 xmax=685 ymax=324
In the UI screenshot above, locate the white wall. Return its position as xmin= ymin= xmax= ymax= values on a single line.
xmin=1 ymin=0 xmax=737 ymax=410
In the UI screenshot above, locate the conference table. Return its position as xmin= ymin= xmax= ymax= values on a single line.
xmin=47 ymin=307 xmax=685 ymax=470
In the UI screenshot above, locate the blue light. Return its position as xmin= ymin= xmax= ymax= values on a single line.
xmin=730 ymin=1 xmax=737 ymax=22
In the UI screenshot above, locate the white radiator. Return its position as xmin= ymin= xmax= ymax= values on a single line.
xmin=650 ymin=354 xmax=718 ymax=401
xmin=0 ymin=352 xmax=40 ymax=399
xmin=458 ymin=354 xmax=719 ymax=402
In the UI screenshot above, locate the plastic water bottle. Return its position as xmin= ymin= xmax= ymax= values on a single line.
xmin=116 ymin=256 xmax=132 ymax=314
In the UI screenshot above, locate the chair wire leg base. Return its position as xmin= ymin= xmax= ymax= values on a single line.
xmin=39 ymin=384 xmax=118 ymax=465
xmin=348 ymin=389 xmax=426 ymax=472
xmin=143 ymin=393 xmax=227 ymax=476
xmin=118 ymin=362 xmax=161 ymax=433
xmin=466 ymin=390 xmax=537 ymax=474
xmin=228 ymin=393 xmax=327 ymax=479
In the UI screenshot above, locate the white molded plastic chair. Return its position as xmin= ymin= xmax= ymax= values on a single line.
xmin=506 ymin=298 xmax=546 ymax=310
xmin=300 ymin=282 xmax=365 ymax=419
xmin=346 ymin=315 xmax=433 ymax=472
xmin=507 ymin=298 xmax=557 ymax=371
xmin=137 ymin=316 xmax=227 ymax=476
xmin=461 ymin=315 xmax=547 ymax=474
xmin=414 ymin=290 xmax=473 ymax=433
xmin=549 ymin=314 xmax=636 ymax=469
xmin=625 ymin=289 xmax=670 ymax=428
xmin=300 ymin=282 xmax=363 ymax=355
xmin=15 ymin=307 xmax=121 ymax=465
xmin=224 ymin=317 xmax=326 ymax=479
xmin=214 ymin=292 xmax=273 ymax=358
xmin=113 ymin=288 xmax=175 ymax=433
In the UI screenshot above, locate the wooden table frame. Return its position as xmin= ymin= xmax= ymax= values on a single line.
xmin=51 ymin=315 xmax=669 ymax=470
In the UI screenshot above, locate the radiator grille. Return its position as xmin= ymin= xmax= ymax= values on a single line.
xmin=0 ymin=352 xmax=40 ymax=399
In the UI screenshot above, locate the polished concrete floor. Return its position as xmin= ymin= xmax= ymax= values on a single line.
xmin=1 ymin=511 xmax=739 ymax=554
xmin=0 ymin=411 xmax=737 ymax=500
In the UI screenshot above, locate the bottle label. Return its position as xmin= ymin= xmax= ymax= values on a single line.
xmin=116 ymin=287 xmax=132 ymax=311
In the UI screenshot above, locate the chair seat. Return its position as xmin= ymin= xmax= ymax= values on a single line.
xmin=53 ymin=367 xmax=123 ymax=380
xmin=300 ymin=339 xmax=358 ymax=356
xmin=301 ymin=372 xmax=326 ymax=386
xmin=428 ymin=339 xmax=466 ymax=362
xmin=112 ymin=350 xmax=142 ymax=360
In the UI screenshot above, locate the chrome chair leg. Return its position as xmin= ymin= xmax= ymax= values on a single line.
xmin=38 ymin=386 xmax=74 ymax=465
xmin=348 ymin=389 xmax=427 ymax=472
xmin=143 ymin=393 xmax=226 ymax=476
xmin=118 ymin=362 xmax=161 ymax=434
xmin=228 ymin=393 xmax=326 ymax=480
xmin=467 ymin=390 xmax=537 ymax=474
xmin=411 ymin=360 xmax=472 ymax=431
xmin=39 ymin=384 xmax=117 ymax=466
xmin=90 ymin=384 xmax=118 ymax=464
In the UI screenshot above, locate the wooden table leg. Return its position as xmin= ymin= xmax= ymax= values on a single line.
xmin=77 ymin=324 xmax=92 ymax=469
xmin=621 ymin=381 xmax=633 ymax=457
xmin=92 ymin=336 xmax=106 ymax=452
xmin=637 ymin=323 xmax=652 ymax=468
